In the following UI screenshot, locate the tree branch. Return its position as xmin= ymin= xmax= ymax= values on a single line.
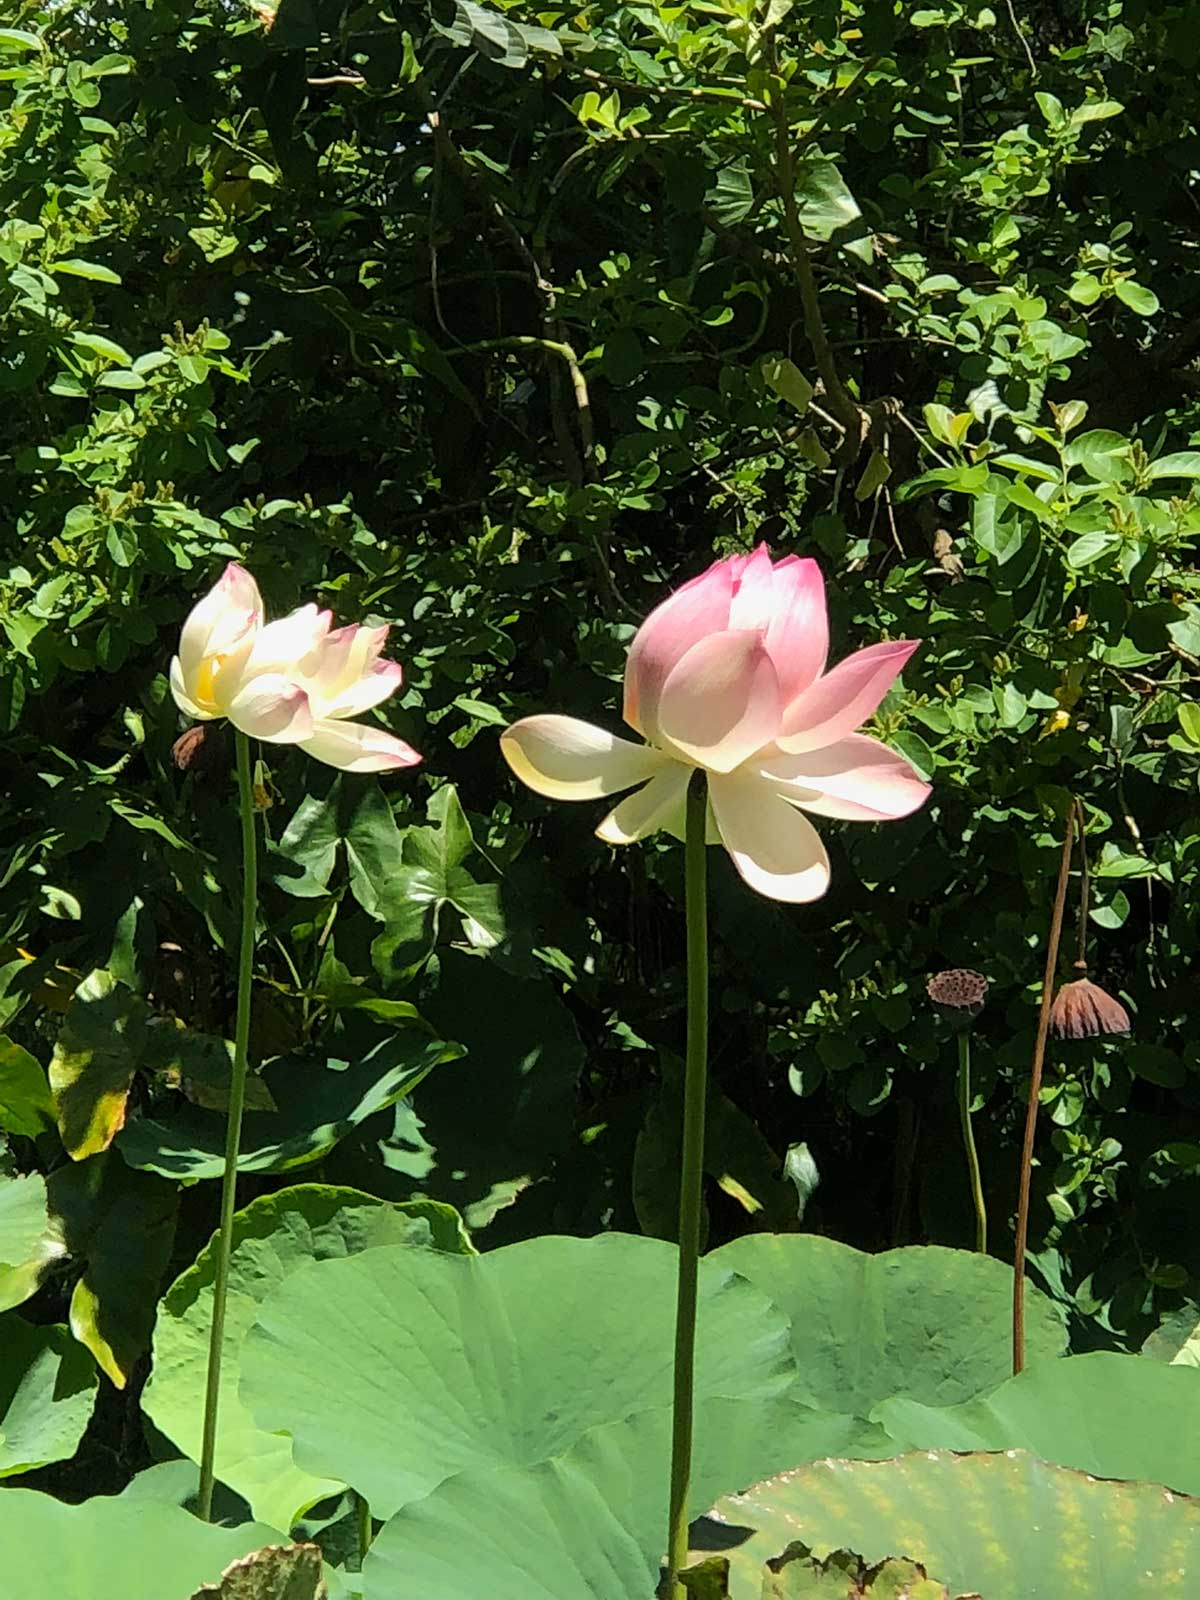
xmin=575 ymin=66 xmax=766 ymax=113
xmin=763 ymin=43 xmax=865 ymax=454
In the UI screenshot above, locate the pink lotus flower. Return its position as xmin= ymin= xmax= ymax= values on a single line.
xmin=171 ymin=563 xmax=421 ymax=772
xmin=500 ymin=546 xmax=929 ymax=901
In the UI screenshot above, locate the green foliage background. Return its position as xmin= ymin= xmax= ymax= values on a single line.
xmin=3 ymin=0 xmax=1200 ymax=1491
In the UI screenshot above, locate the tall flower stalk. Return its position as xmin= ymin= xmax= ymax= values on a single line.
xmin=665 ymin=771 xmax=709 ymax=1596
xmin=1012 ymin=804 xmax=1075 ymax=1375
xmin=956 ymin=1031 xmax=986 ymax=1254
xmin=499 ymin=545 xmax=929 ymax=1591
xmin=926 ymin=968 xmax=988 ymax=1254
xmin=196 ymin=728 xmax=258 ymax=1521
xmin=171 ymin=562 xmax=420 ymax=1518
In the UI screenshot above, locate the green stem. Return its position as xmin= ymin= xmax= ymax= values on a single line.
xmin=665 ymin=771 xmax=709 ymax=1598
xmin=956 ymin=1031 xmax=987 ymax=1254
xmin=356 ymin=1491 xmax=373 ymax=1570
xmin=197 ymin=728 xmax=258 ymax=1522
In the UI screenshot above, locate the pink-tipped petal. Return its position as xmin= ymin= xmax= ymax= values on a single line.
xmin=301 ymin=718 xmax=422 ymax=772
xmin=320 ymin=659 xmax=404 ymax=720
xmin=777 ymin=639 xmax=920 ymax=754
xmin=709 ymin=771 xmax=831 ymax=903
xmin=757 ymin=734 xmax=931 ymax=821
xmin=727 ymin=547 xmax=829 ymax=702
xmin=227 ymin=675 xmax=313 ymax=744
xmin=501 ymin=715 xmax=668 ymax=801
xmin=623 ymin=559 xmax=734 ymax=738
xmin=727 ymin=543 xmax=776 ymax=629
xmin=244 ymin=604 xmax=332 ymax=678
xmin=596 ymin=765 xmax=691 ymax=844
xmin=178 ymin=562 xmax=261 ymax=678
xmin=656 ymin=629 xmax=782 ymax=774
xmin=763 ymin=558 xmax=829 ymax=703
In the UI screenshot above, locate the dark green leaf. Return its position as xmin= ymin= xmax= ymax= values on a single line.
xmin=0 ymin=1035 xmax=54 ymax=1136
xmin=118 ymin=1031 xmax=462 ymax=1179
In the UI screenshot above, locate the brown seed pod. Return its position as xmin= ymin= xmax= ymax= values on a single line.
xmin=1049 ymin=974 xmax=1130 ymax=1040
xmin=926 ymin=968 xmax=989 ymax=1019
xmin=172 ymin=723 xmax=225 ymax=774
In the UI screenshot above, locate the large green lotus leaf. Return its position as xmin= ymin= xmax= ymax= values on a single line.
xmin=683 ymin=1547 xmax=961 ymax=1600
xmin=118 ymin=1031 xmax=461 ymax=1179
xmin=875 ymin=1350 xmax=1200 ymax=1496
xmin=144 ymin=1184 xmax=472 ymax=1530
xmin=691 ymin=1449 xmax=1200 ymax=1600
xmin=0 ymin=1315 xmax=97 ymax=1475
xmin=362 ymin=1396 xmax=890 ymax=1600
xmin=711 ymin=1235 xmax=1066 ymax=1417
xmin=187 ymin=1542 xmax=326 ymax=1600
xmin=0 ymin=1488 xmax=282 ymax=1600
xmin=243 ymin=1232 xmax=794 ymax=1520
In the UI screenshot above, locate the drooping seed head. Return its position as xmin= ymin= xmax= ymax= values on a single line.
xmin=1049 ymin=976 xmax=1130 ymax=1040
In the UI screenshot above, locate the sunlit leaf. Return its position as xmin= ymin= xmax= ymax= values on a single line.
xmin=144 ymin=1184 xmax=472 ymax=1529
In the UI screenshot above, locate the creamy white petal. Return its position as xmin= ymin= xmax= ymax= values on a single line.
xmin=709 ymin=771 xmax=831 ymax=903
xmin=501 ymin=715 xmax=668 ymax=801
xmin=662 ymin=795 xmax=722 ymax=845
xmin=319 ymin=659 xmax=404 ymax=720
xmin=756 ymin=734 xmax=930 ymax=821
xmin=656 ymin=630 xmax=781 ymax=775
xmin=307 ymin=623 xmax=390 ymax=704
xmin=596 ymin=765 xmax=692 ymax=844
xmin=227 ymin=675 xmax=313 ymax=744
xmin=178 ymin=563 xmax=261 ymax=679
xmin=169 ymin=656 xmax=215 ymax=722
xmin=300 ymin=718 xmax=421 ymax=772
xmin=243 ymin=604 xmax=333 ymax=679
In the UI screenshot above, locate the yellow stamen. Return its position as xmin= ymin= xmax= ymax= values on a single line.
xmin=193 ymin=654 xmax=225 ymax=710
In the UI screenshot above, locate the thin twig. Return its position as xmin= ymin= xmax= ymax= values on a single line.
xmin=808 ymin=399 xmax=848 ymax=436
xmin=1074 ymin=800 xmax=1091 ymax=968
xmin=1003 ymin=0 xmax=1038 ymax=77
xmin=577 ymin=66 xmax=765 ymax=112
xmin=418 ymin=89 xmax=630 ymax=613
xmin=893 ymin=405 xmax=955 ymax=470
xmin=883 ymin=485 xmax=904 ymax=556
xmin=764 ymin=37 xmax=864 ymax=453
xmin=444 ymin=336 xmax=594 ymax=473
xmin=1012 ymin=806 xmax=1074 ymax=1375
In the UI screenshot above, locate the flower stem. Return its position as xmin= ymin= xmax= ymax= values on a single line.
xmin=665 ymin=770 xmax=709 ymax=1598
xmin=356 ymin=1491 xmax=373 ymax=1569
xmin=956 ymin=1031 xmax=987 ymax=1254
xmin=1012 ymin=805 xmax=1074 ymax=1376
xmin=197 ymin=728 xmax=258 ymax=1521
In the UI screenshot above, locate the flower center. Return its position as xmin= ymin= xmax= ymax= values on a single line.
xmin=193 ymin=654 xmax=225 ymax=711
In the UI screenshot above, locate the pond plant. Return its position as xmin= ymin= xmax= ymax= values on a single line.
xmin=2 ymin=0 xmax=1200 ymax=1596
